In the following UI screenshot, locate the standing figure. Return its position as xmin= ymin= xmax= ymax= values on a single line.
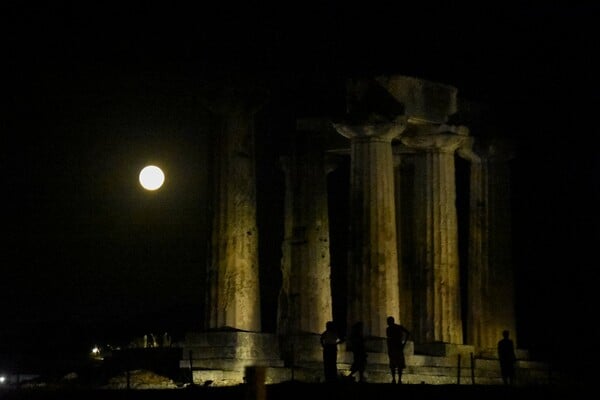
xmin=386 ymin=316 xmax=410 ymax=384
xmin=320 ymin=320 xmax=342 ymax=383
xmin=497 ymin=329 xmax=516 ymax=385
xmin=347 ymin=321 xmax=367 ymax=382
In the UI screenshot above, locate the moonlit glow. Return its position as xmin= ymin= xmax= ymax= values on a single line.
xmin=139 ymin=165 xmax=165 ymax=190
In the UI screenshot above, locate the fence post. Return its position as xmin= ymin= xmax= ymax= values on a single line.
xmin=245 ymin=366 xmax=266 ymax=400
xmin=470 ymin=352 xmax=475 ymax=384
xmin=457 ymin=354 xmax=461 ymax=384
xmin=188 ymin=350 xmax=194 ymax=384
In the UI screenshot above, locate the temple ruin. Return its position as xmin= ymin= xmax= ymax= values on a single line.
xmin=181 ymin=74 xmax=550 ymax=385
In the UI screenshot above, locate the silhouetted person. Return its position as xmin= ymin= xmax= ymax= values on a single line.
xmin=347 ymin=321 xmax=367 ymax=382
xmin=386 ymin=316 xmax=410 ymax=384
xmin=320 ymin=320 xmax=342 ymax=383
xmin=498 ymin=329 xmax=516 ymax=385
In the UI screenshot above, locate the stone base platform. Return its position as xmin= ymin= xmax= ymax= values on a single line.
xmin=180 ymin=333 xmax=557 ymax=387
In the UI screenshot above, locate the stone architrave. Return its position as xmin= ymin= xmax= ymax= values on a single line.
xmin=204 ymin=85 xmax=267 ymax=332
xmin=461 ymin=135 xmax=517 ymax=353
xmin=333 ymin=117 xmax=406 ymax=338
xmin=401 ymin=122 xmax=470 ymax=344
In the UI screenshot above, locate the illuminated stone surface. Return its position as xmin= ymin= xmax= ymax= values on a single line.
xmin=463 ymin=135 xmax=517 ymax=353
xmin=333 ymin=117 xmax=406 ymax=337
xmin=278 ymin=127 xmax=334 ymax=338
xmin=393 ymin=144 xmax=417 ymax=332
xmin=182 ymin=75 xmax=537 ymax=386
xmin=203 ymin=84 xmax=268 ymax=332
xmin=400 ymin=121 xmax=469 ymax=344
xmin=375 ymin=75 xmax=458 ymax=124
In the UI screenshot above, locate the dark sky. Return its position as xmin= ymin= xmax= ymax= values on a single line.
xmin=2 ymin=2 xmax=598 ymax=371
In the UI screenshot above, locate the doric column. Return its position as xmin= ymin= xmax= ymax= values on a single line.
xmin=277 ymin=128 xmax=334 ymax=336
xmin=333 ymin=117 xmax=406 ymax=338
xmin=393 ymin=143 xmax=417 ymax=334
xmin=401 ymin=121 xmax=469 ymax=344
xmin=204 ymin=85 xmax=267 ymax=332
xmin=461 ymin=135 xmax=517 ymax=352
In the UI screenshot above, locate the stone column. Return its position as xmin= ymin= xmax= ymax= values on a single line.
xmin=278 ymin=131 xmax=334 ymax=337
xmin=462 ymin=136 xmax=517 ymax=353
xmin=185 ymin=86 xmax=285 ymax=383
xmin=393 ymin=144 xmax=417 ymax=334
xmin=401 ymin=122 xmax=470 ymax=344
xmin=333 ymin=117 xmax=406 ymax=338
xmin=204 ymin=85 xmax=267 ymax=332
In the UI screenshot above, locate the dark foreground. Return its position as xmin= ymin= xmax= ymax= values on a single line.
xmin=0 ymin=382 xmax=585 ymax=400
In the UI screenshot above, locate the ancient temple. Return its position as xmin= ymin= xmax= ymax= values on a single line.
xmin=181 ymin=74 xmax=550 ymax=385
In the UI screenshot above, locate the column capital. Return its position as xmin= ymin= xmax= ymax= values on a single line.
xmin=406 ymin=118 xmax=470 ymax=136
xmin=456 ymin=137 xmax=480 ymax=163
xmin=401 ymin=121 xmax=470 ymax=153
xmin=332 ymin=115 xmax=407 ymax=142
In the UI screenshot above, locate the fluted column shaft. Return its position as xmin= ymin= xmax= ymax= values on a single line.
xmin=402 ymin=127 xmax=468 ymax=344
xmin=464 ymin=137 xmax=516 ymax=351
xmin=205 ymin=94 xmax=264 ymax=332
xmin=334 ymin=120 xmax=405 ymax=338
xmin=278 ymin=140 xmax=333 ymax=336
xmin=393 ymin=145 xmax=417 ymax=332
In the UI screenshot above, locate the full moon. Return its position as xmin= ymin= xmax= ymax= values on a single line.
xmin=139 ymin=165 xmax=165 ymax=191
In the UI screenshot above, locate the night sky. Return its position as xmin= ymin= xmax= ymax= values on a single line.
xmin=2 ymin=2 xmax=598 ymax=375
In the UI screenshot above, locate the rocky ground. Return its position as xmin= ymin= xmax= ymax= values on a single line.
xmin=0 ymin=376 xmax=587 ymax=400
